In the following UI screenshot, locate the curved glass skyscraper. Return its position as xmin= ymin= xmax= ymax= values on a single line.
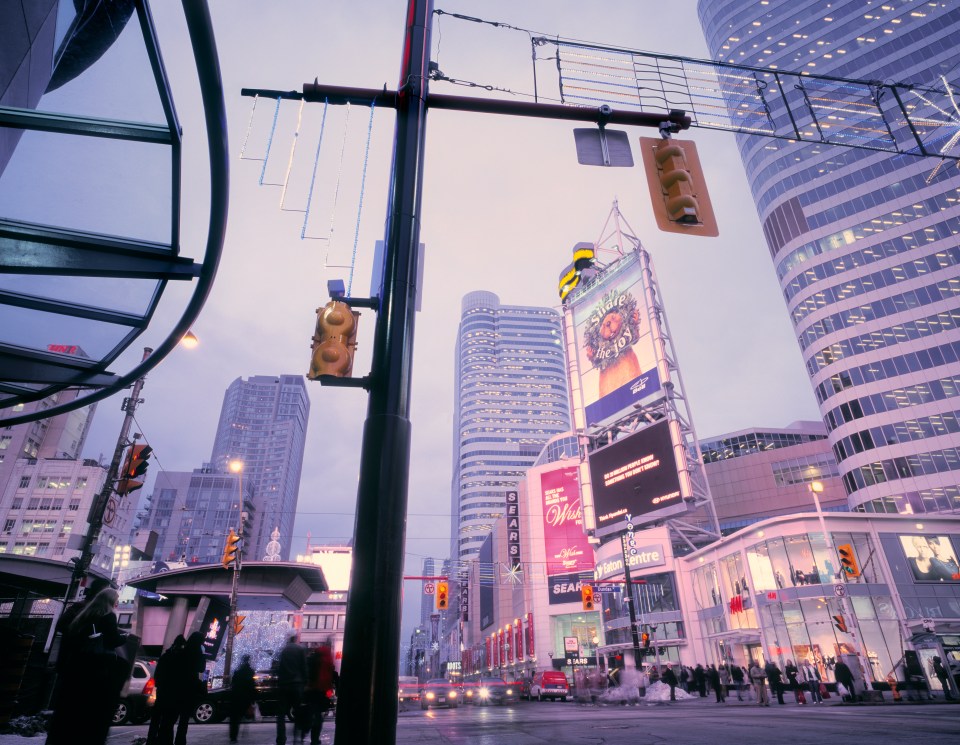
xmin=699 ymin=1 xmax=960 ymax=514
xmin=451 ymin=292 xmax=571 ymax=561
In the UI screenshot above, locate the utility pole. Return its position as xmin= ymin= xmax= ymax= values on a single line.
xmin=619 ymin=534 xmax=644 ymax=674
xmin=67 ymin=347 xmax=152 ymax=602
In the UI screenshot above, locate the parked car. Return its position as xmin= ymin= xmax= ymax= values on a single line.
xmin=193 ymin=669 xmax=336 ymax=724
xmin=113 ymin=659 xmax=157 ymax=725
xmin=420 ymin=678 xmax=459 ymax=710
xmin=476 ymin=676 xmax=518 ymax=706
xmin=530 ymin=670 xmax=569 ymax=702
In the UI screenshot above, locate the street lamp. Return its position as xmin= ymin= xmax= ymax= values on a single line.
xmin=180 ymin=330 xmax=200 ymax=349
xmin=222 ymin=459 xmax=244 ymax=685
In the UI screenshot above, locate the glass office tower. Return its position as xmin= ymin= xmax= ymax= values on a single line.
xmin=451 ymin=292 xmax=571 ymax=562
xmin=698 ymin=1 xmax=960 ymax=514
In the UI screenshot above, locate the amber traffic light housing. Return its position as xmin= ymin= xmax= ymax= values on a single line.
xmin=222 ymin=528 xmax=240 ymax=569
xmin=308 ymin=300 xmax=359 ymax=379
xmin=581 ymin=584 xmax=595 ymax=611
xmin=115 ymin=443 xmax=152 ymax=496
xmin=640 ymin=136 xmax=718 ymax=237
xmin=837 ymin=543 xmax=861 ymax=577
xmin=436 ymin=581 xmax=449 ymax=610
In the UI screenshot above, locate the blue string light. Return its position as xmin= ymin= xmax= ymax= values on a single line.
xmin=347 ymin=101 xmax=376 ymax=295
xmin=259 ymin=96 xmax=282 ymax=186
xmin=301 ymin=99 xmax=329 ymax=240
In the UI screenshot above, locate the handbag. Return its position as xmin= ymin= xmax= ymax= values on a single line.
xmin=819 ymin=682 xmax=830 ymax=698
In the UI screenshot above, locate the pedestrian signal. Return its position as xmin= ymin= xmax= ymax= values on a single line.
xmin=436 ymin=581 xmax=449 ymax=610
xmin=581 ymin=584 xmax=595 ymax=611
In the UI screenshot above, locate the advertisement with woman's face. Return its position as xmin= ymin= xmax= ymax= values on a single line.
xmin=899 ymin=534 xmax=960 ymax=582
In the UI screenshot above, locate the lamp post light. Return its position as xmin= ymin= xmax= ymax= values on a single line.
xmin=222 ymin=459 xmax=244 ymax=685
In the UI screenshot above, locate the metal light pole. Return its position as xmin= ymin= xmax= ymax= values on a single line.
xmin=222 ymin=459 xmax=244 ymax=685
xmin=619 ymin=534 xmax=644 ymax=673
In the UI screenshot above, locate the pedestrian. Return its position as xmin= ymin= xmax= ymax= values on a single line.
xmin=305 ymin=644 xmax=337 ymax=743
xmin=694 ymin=664 xmax=707 ymax=697
xmin=730 ymin=664 xmax=745 ymax=701
xmin=719 ymin=664 xmax=731 ymax=701
xmin=765 ymin=660 xmax=785 ymax=704
xmin=833 ymin=659 xmax=856 ymax=702
xmin=228 ymin=654 xmax=257 ymax=743
xmin=749 ymin=661 xmax=769 ymax=706
xmin=275 ymin=634 xmax=308 ymax=745
xmin=661 ymin=664 xmax=678 ymax=701
xmin=785 ymin=659 xmax=804 ymax=704
xmin=46 ymin=588 xmax=127 ymax=745
xmin=707 ymin=664 xmax=724 ymax=703
xmin=932 ymin=656 xmax=954 ymax=700
xmin=801 ymin=660 xmax=823 ymax=704
xmin=679 ymin=665 xmax=690 ymax=692
xmin=147 ymin=635 xmax=185 ymax=745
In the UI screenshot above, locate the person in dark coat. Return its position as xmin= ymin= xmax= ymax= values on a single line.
xmin=147 ymin=635 xmax=185 ymax=745
xmin=276 ymin=635 xmax=308 ymax=745
xmin=707 ymin=664 xmax=725 ymax=702
xmin=730 ymin=664 xmax=745 ymax=700
xmin=156 ymin=632 xmax=206 ymax=745
xmin=660 ymin=665 xmax=678 ymax=701
xmin=229 ymin=655 xmax=258 ymax=743
xmin=305 ymin=644 xmax=337 ymax=743
xmin=694 ymin=664 xmax=707 ymax=697
xmin=785 ymin=659 xmax=803 ymax=703
xmin=833 ymin=660 xmax=856 ymax=702
xmin=46 ymin=588 xmax=126 ymax=745
xmin=765 ymin=661 xmax=785 ymax=704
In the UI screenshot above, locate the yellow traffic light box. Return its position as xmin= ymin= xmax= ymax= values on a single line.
xmin=640 ymin=136 xmax=718 ymax=237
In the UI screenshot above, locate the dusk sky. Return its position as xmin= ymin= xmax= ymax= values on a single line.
xmin=4 ymin=1 xmax=823 ymax=637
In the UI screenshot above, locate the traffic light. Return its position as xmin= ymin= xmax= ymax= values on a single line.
xmin=307 ymin=300 xmax=359 ymax=379
xmin=833 ymin=614 xmax=848 ymax=633
xmin=837 ymin=543 xmax=861 ymax=577
xmin=639 ymin=136 xmax=718 ymax=237
xmin=115 ymin=443 xmax=152 ymax=495
xmin=221 ymin=528 xmax=240 ymax=569
xmin=436 ymin=581 xmax=449 ymax=610
xmin=641 ymin=631 xmax=651 ymax=649
xmin=581 ymin=584 xmax=595 ymax=611
xmin=233 ymin=614 xmax=246 ymax=636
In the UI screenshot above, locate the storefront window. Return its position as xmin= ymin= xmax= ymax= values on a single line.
xmin=766 ymin=538 xmax=794 ymax=591
xmin=720 ymin=553 xmax=748 ymax=597
xmin=691 ymin=565 xmax=720 ymax=608
xmin=783 ymin=535 xmax=820 ymax=586
xmin=746 ymin=540 xmax=776 ymax=591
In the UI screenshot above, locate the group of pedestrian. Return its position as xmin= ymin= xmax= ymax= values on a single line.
xmin=146 ymin=632 xmax=206 ymax=745
xmin=47 ymin=579 xmax=129 ymax=745
xmin=749 ymin=658 xmax=829 ymax=706
xmin=272 ymin=635 xmax=338 ymax=745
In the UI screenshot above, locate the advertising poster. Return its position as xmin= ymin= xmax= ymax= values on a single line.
xmin=588 ymin=419 xmax=686 ymax=529
xmin=541 ymin=466 xmax=596 ymax=604
xmin=899 ymin=534 xmax=960 ymax=582
xmin=571 ymin=253 xmax=662 ymax=428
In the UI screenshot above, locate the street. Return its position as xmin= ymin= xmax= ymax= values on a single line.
xmin=29 ymin=697 xmax=956 ymax=745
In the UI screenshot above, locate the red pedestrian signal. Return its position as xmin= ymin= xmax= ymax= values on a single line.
xmin=642 ymin=631 xmax=651 ymax=649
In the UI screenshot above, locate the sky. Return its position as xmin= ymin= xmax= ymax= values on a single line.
xmin=6 ymin=1 xmax=823 ymax=639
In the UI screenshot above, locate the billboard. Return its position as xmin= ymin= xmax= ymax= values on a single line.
xmin=588 ymin=419 xmax=686 ymax=530
xmin=570 ymin=252 xmax=662 ymax=428
xmin=898 ymin=534 xmax=960 ymax=582
xmin=541 ymin=466 xmax=596 ymax=605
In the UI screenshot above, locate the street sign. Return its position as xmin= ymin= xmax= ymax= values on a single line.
xmin=564 ymin=636 xmax=579 ymax=653
xmin=104 ymin=497 xmax=118 ymax=526
xmin=424 ymin=582 xmax=435 ymax=595
xmin=834 ymin=583 xmax=847 ymax=598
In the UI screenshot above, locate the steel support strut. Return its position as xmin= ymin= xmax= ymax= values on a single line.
xmin=333 ymin=1 xmax=432 ymax=744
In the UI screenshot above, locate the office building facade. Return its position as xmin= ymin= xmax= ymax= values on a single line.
xmin=699 ymin=1 xmax=960 ymax=515
xmin=451 ymin=292 xmax=571 ymax=563
xmin=210 ymin=375 xmax=310 ymax=561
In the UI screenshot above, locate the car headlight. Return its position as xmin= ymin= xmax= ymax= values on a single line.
xmin=479 ymin=687 xmax=490 ymax=699
xmin=449 ymin=691 xmax=457 ymax=699
xmin=506 ymin=689 xmax=513 ymax=695
xmin=426 ymin=692 xmax=435 ymax=700
xmin=465 ymin=689 xmax=473 ymax=698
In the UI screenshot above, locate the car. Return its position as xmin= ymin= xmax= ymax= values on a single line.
xmin=475 ymin=676 xmax=518 ymax=706
xmin=113 ymin=659 xmax=157 ymax=725
xmin=420 ymin=678 xmax=459 ymax=709
xmin=399 ymin=675 xmax=421 ymax=707
xmin=530 ymin=670 xmax=569 ymax=702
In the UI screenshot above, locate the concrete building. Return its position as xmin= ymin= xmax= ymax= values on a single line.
xmin=209 ymin=375 xmax=310 ymax=560
xmin=294 ymin=544 xmax=352 ymax=666
xmin=451 ymin=292 xmax=571 ymax=564
xmin=698 ymin=1 xmax=960 ymax=515
xmin=701 ymin=421 xmax=848 ymax=534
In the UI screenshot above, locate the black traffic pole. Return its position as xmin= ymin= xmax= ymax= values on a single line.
xmin=620 ymin=534 xmax=644 ymax=674
xmin=333 ymin=1 xmax=432 ymax=744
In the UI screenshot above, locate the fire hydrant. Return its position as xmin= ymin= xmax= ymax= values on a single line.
xmin=887 ymin=673 xmax=901 ymax=702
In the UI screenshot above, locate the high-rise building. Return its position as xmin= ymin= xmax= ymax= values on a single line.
xmin=699 ymin=1 xmax=960 ymax=515
xmin=450 ymin=292 xmax=571 ymax=563
xmin=210 ymin=375 xmax=310 ymax=560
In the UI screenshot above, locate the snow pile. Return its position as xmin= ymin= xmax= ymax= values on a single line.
xmin=597 ymin=678 xmax=697 ymax=704
xmin=642 ymin=680 xmax=696 ymax=701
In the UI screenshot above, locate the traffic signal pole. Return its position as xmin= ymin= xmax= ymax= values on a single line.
xmin=66 ymin=346 xmax=152 ymax=603
xmin=619 ymin=533 xmax=644 ymax=675
xmin=334 ymin=2 xmax=432 ymax=744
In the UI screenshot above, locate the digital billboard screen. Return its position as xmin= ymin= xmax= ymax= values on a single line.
xmin=588 ymin=419 xmax=685 ymax=529
xmin=540 ymin=466 xmax=595 ymax=605
xmin=898 ymin=534 xmax=960 ymax=582
xmin=570 ymin=252 xmax=662 ymax=428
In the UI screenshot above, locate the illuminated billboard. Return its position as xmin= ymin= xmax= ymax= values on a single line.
xmin=570 ymin=252 xmax=662 ymax=428
xmin=540 ymin=466 xmax=595 ymax=605
xmin=898 ymin=534 xmax=960 ymax=582
xmin=588 ymin=419 xmax=686 ymax=530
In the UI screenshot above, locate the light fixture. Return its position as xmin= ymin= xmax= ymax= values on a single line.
xmin=180 ymin=330 xmax=200 ymax=348
xmin=229 ymin=460 xmax=243 ymax=473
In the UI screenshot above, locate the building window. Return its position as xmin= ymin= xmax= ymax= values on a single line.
xmin=3 ymin=519 xmax=14 ymax=534
xmin=18 ymin=476 xmax=30 ymax=489
xmin=68 ymin=499 xmax=80 ymax=511
xmin=0 ymin=436 xmax=11 ymax=450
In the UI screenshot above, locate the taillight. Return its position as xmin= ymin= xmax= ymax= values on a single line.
xmin=142 ymin=677 xmax=156 ymax=696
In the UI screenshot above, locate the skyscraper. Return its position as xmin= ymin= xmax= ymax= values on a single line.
xmin=699 ymin=1 xmax=960 ymax=515
xmin=451 ymin=292 xmax=570 ymax=562
xmin=210 ymin=375 xmax=310 ymax=560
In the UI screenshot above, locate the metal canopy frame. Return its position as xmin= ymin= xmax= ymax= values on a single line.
xmin=0 ymin=0 xmax=229 ymax=425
